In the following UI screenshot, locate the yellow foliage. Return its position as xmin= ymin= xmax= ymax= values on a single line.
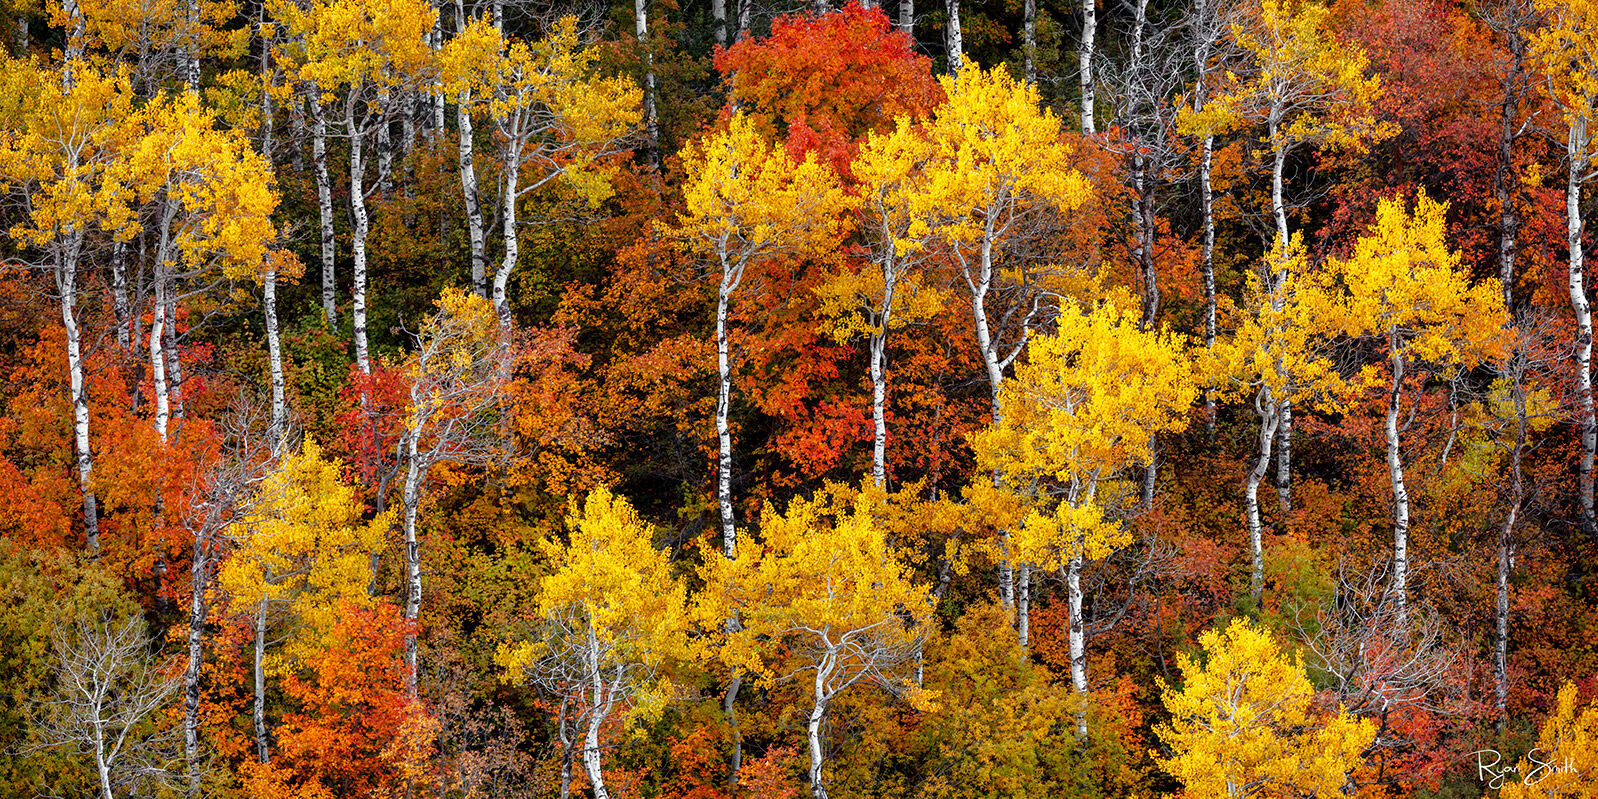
xmin=1333 ymin=191 xmax=1510 ymax=371
xmin=289 ymin=0 xmax=438 ymax=99
xmin=1532 ymin=0 xmax=1598 ymax=142
xmin=972 ymin=302 xmax=1196 ymax=570
xmin=1210 ymin=236 xmax=1356 ymax=413
xmin=1180 ymin=0 xmax=1395 ymax=155
xmin=675 ymin=113 xmax=855 ymax=268
xmin=219 ymin=440 xmax=392 ymax=666
xmin=1156 ymin=618 xmax=1376 ymax=799
xmin=1498 ymin=682 xmax=1598 ymax=799
xmin=699 ymin=491 xmax=937 ymax=708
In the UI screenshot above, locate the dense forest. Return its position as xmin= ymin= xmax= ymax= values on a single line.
xmin=1 ymin=0 xmax=1597 ymax=795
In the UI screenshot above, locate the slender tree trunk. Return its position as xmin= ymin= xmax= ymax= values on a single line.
xmin=492 ymin=138 xmax=522 ymax=329
xmin=184 ymin=528 xmax=208 ymax=797
xmin=968 ymin=244 xmax=1013 ymax=608
xmin=151 ymin=263 xmax=171 ymax=442
xmin=1078 ymin=0 xmax=1095 ymax=134
xmin=944 ymin=0 xmax=962 ymax=74
xmin=583 ymin=631 xmax=611 ymax=799
xmin=12 ymin=14 xmax=25 ymax=55
xmin=1568 ymin=125 xmax=1596 ymax=536
xmin=1017 ymin=563 xmax=1031 ymax=649
xmin=1023 ymin=0 xmax=1036 ymax=85
xmin=349 ymin=103 xmax=372 ymax=378
xmin=1244 ymin=388 xmax=1279 ymax=607
xmin=401 ymin=426 xmax=425 ymax=697
xmin=714 ymin=0 xmax=727 ymax=48
xmin=556 ymin=694 xmax=573 ymax=799
xmin=184 ymin=0 xmax=200 ymax=92
xmin=265 ymin=269 xmax=286 ymax=451
xmin=1495 ymin=32 xmax=1524 ymax=310
xmin=723 ymin=670 xmax=742 ymax=794
xmin=1495 ymin=358 xmax=1525 ymax=730
xmin=716 ymin=260 xmax=737 ymax=555
xmin=312 ymin=95 xmax=337 ymax=328
xmin=456 ymin=92 xmax=488 ymax=297
xmin=807 ymin=676 xmax=830 ymax=799
xmin=869 ymin=253 xmax=898 ymax=488
xmin=112 ymin=241 xmax=130 ymax=351
xmin=1385 ymin=335 xmax=1410 ymax=615
xmin=898 ymin=0 xmax=912 ymax=35
xmin=636 ymin=0 xmax=659 ymax=169
xmin=59 ymin=237 xmax=100 ymax=553
xmin=1067 ymin=551 xmax=1087 ymax=737
xmin=253 ymin=595 xmax=268 ymax=762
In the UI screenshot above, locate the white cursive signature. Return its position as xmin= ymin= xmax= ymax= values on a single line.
xmin=1473 ymin=748 xmax=1579 ymax=788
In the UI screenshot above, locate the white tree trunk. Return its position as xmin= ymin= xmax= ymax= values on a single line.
xmin=1200 ymin=135 xmax=1216 ymax=425
xmin=1385 ymin=335 xmax=1410 ymax=615
xmin=1067 ymin=551 xmax=1087 ymax=737
xmin=716 ymin=263 xmax=737 ymax=557
xmin=312 ymin=95 xmax=337 ymax=328
xmin=944 ymin=0 xmax=962 ymax=74
xmin=636 ymin=0 xmax=658 ymax=168
xmin=58 ymin=236 xmax=100 ymax=553
xmin=264 ymin=269 xmax=286 ymax=452
xmin=968 ymin=242 xmax=1013 ymax=608
xmin=401 ymin=426 xmax=425 ymax=697
xmin=1023 ymin=0 xmax=1036 ymax=85
xmin=253 ymin=595 xmax=268 ymax=762
xmin=350 ymin=103 xmax=372 ymax=379
xmin=492 ymin=138 xmax=521 ymax=329
xmin=898 ymin=0 xmax=912 ymax=34
xmin=1017 ymin=563 xmax=1031 ymax=649
xmin=184 ymin=529 xmax=208 ymax=797
xmin=456 ymin=92 xmax=488 ymax=297
xmin=713 ymin=0 xmax=727 ymax=48
xmin=151 ymin=266 xmax=171 ymax=443
xmin=1568 ymin=123 xmax=1596 ymax=534
xmin=807 ymin=673 xmax=830 ymax=799
xmin=1244 ymin=388 xmax=1279 ymax=606
xmin=583 ymin=630 xmax=611 ymax=799
xmin=1078 ymin=0 xmax=1095 ymax=134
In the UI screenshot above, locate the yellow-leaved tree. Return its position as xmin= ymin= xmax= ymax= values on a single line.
xmin=1156 ymin=618 xmax=1376 ymax=799
xmin=972 ymin=301 xmax=1195 ymax=731
xmin=698 ymin=493 xmax=937 ymax=799
xmin=1497 ymin=682 xmax=1598 ymax=798
xmin=911 ymin=61 xmax=1095 ymax=615
xmin=441 ymin=15 xmax=641 ymax=324
xmin=674 ymin=111 xmax=854 ymax=559
xmin=1211 ymin=236 xmax=1354 ymax=607
xmin=1531 ymin=0 xmax=1598 ymax=535
xmin=1332 ymin=192 xmax=1509 ymax=612
xmin=219 ymin=439 xmax=392 ymax=762
xmin=498 ymin=487 xmax=690 ymax=799
xmin=1181 ymin=0 xmax=1394 ymax=515
xmin=818 ymin=116 xmax=945 ymax=488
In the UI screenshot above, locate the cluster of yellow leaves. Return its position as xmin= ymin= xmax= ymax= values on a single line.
xmin=286 ymin=0 xmax=437 ymax=100
xmin=973 ymin=302 xmax=1196 ymax=570
xmin=1156 ymin=618 xmax=1376 ymax=799
xmin=699 ymin=491 xmax=937 ymax=708
xmin=1532 ymin=0 xmax=1598 ymax=136
xmin=440 ymin=15 xmax=642 ymax=208
xmin=62 ymin=0 xmax=245 ymax=70
xmin=1333 ymin=192 xmax=1510 ymax=375
xmin=1210 ymin=236 xmax=1357 ymax=412
xmin=0 ymin=59 xmax=137 ymax=246
xmin=915 ymin=63 xmax=1093 ymax=252
xmin=111 ymin=91 xmax=278 ymax=281
xmin=1180 ymin=0 xmax=1394 ymax=154
xmin=498 ymin=487 xmax=690 ymax=725
xmin=219 ymin=440 xmax=392 ymax=666
xmin=413 ymin=287 xmax=499 ymax=379
xmin=1498 ymin=682 xmax=1598 ymax=799
xmin=676 ymin=113 xmax=855 ymax=267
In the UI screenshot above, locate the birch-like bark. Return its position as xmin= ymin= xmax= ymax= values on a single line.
xmin=1200 ymin=135 xmax=1217 ymax=425
xmin=1017 ymin=564 xmax=1031 ymax=649
xmin=898 ymin=0 xmax=912 ymax=34
xmin=253 ymin=596 xmax=268 ymax=762
xmin=184 ymin=527 xmax=208 ymax=796
xmin=1078 ymin=0 xmax=1095 ymax=134
xmin=807 ymin=668 xmax=831 ymax=799
xmin=582 ymin=630 xmax=612 ymax=799
xmin=1244 ymin=387 xmax=1279 ymax=607
xmin=151 ymin=263 xmax=171 ymax=442
xmin=716 ymin=254 xmax=738 ymax=555
xmin=967 ymin=235 xmax=1014 ymax=608
xmin=1269 ymin=132 xmax=1294 ymax=513
xmin=12 ymin=14 xmax=25 ymax=55
xmin=401 ymin=425 xmax=425 ymax=696
xmin=714 ymin=0 xmax=727 ymax=48
xmin=59 ymin=235 xmax=100 ymax=553
xmin=636 ymin=0 xmax=659 ymax=169
xmin=1568 ymin=121 xmax=1596 ymax=535
xmin=112 ymin=242 xmax=130 ymax=351
xmin=1023 ymin=0 xmax=1036 ymax=85
xmin=456 ymin=90 xmax=488 ymax=297
xmin=164 ymin=275 xmax=185 ymax=423
xmin=348 ymin=95 xmax=372 ymax=378
xmin=264 ymin=268 xmax=286 ymax=451
xmin=312 ymin=95 xmax=337 ymax=327
xmin=1385 ymin=334 xmax=1411 ymax=615
xmin=492 ymin=136 xmax=523 ymax=328
xmin=944 ymin=0 xmax=962 ymax=74
xmin=1495 ymin=25 xmax=1525 ymax=309
xmin=1067 ymin=552 xmax=1087 ymax=737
